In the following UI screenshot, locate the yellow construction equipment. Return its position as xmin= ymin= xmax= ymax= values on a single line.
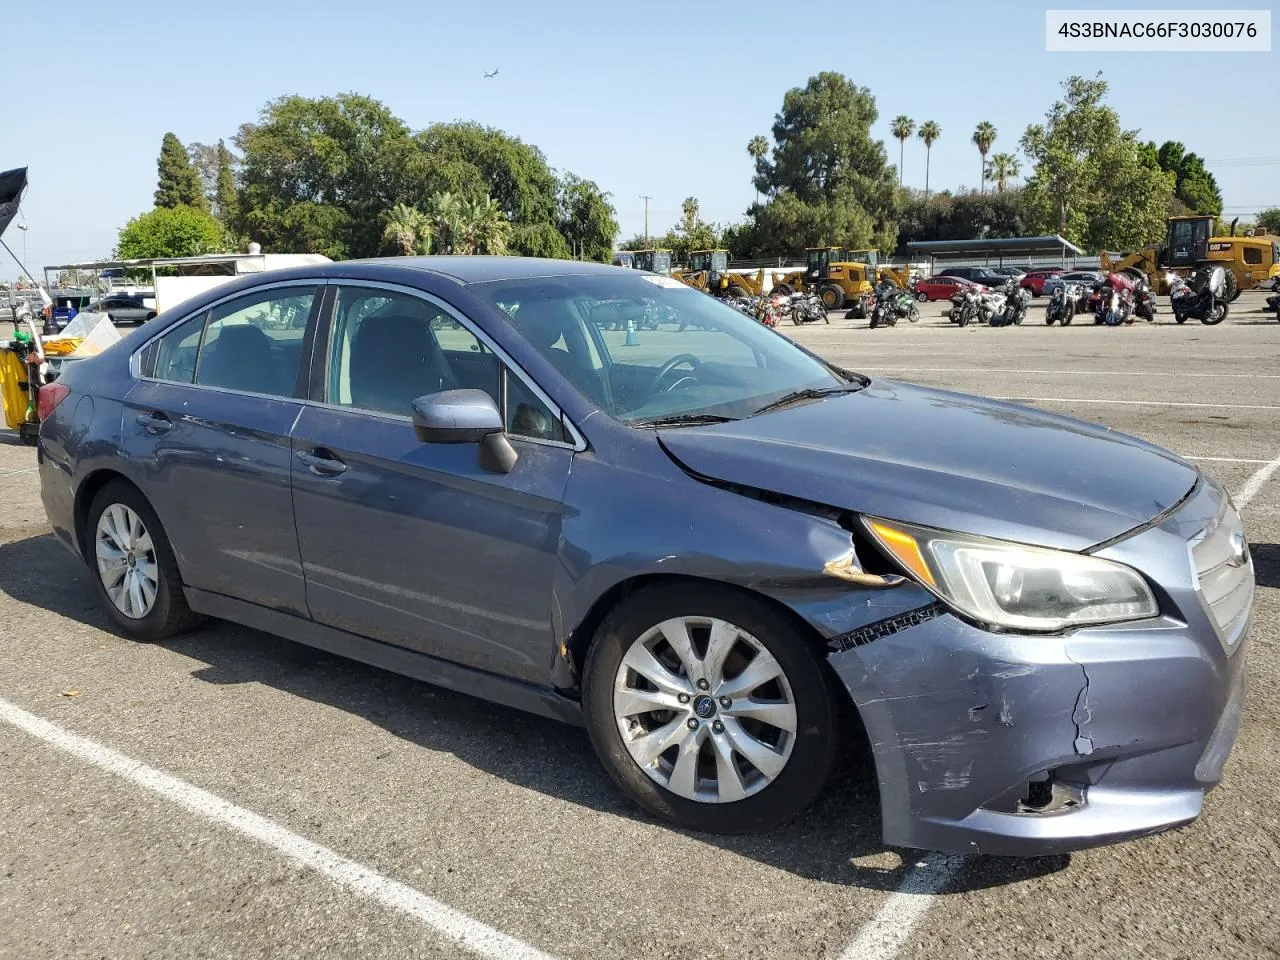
xmin=1100 ymin=216 xmax=1279 ymax=300
xmin=770 ymin=248 xmax=906 ymax=317
xmin=672 ymin=250 xmax=731 ymax=294
xmin=628 ymin=249 xmax=673 ymax=274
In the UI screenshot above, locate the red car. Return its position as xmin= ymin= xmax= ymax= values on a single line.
xmin=1019 ymin=268 xmax=1066 ymax=296
xmin=914 ymin=274 xmax=981 ymax=301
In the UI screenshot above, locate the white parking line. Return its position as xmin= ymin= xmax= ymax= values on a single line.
xmin=1182 ymin=463 xmax=1274 ymax=471
xmin=1237 ymin=451 xmax=1280 ymax=510
xmin=863 ymin=368 xmax=1280 ymax=379
xmin=837 ymin=854 xmax=964 ymax=960
xmin=0 ymin=696 xmax=559 ymax=960
xmin=990 ymin=397 xmax=1280 ymax=410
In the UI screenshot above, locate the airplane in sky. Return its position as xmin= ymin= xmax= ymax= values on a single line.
xmin=483 ymin=68 xmax=499 ymax=79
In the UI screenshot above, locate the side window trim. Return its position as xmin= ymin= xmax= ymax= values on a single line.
xmin=316 ymin=281 xmax=585 ymax=451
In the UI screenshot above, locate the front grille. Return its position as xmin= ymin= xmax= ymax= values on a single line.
xmin=1190 ymin=499 xmax=1254 ymax=652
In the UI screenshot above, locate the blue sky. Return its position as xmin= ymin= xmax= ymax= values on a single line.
xmin=5 ymin=0 xmax=1276 ymax=277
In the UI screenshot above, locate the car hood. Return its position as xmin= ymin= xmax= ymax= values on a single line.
xmin=658 ymin=381 xmax=1198 ymax=551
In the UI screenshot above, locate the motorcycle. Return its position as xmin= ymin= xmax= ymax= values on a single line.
xmin=789 ymin=291 xmax=830 ymax=325
xmin=1094 ymin=276 xmax=1134 ymax=327
xmin=867 ymin=289 xmax=897 ymax=329
xmin=889 ymin=287 xmax=921 ymax=323
xmin=1044 ymin=283 xmax=1078 ymax=325
xmin=978 ymin=290 xmax=1006 ymax=325
xmin=952 ymin=288 xmax=984 ymax=327
xmin=1169 ymin=266 xmax=1229 ymax=325
xmin=1133 ymin=278 xmax=1157 ymax=322
xmin=992 ymin=280 xmax=1029 ymax=326
xmin=1265 ymin=276 xmax=1280 ymax=320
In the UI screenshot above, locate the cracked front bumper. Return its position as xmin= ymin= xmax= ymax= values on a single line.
xmin=827 ymin=478 xmax=1250 ymax=857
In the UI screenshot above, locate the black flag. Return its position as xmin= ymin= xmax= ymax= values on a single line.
xmin=0 ymin=167 xmax=29 ymax=240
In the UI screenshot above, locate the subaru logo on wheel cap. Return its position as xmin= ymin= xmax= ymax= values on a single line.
xmin=693 ymin=695 xmax=716 ymax=719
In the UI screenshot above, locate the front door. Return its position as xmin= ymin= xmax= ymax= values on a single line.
xmin=122 ymin=282 xmax=320 ymax=615
xmin=289 ymin=284 xmax=574 ymax=684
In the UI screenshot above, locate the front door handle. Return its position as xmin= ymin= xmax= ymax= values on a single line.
xmin=136 ymin=411 xmax=172 ymax=434
xmin=296 ymin=448 xmax=347 ymax=477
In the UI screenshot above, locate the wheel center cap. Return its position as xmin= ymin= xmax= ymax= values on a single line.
xmin=127 ymin=553 xmax=136 ymax=567
xmin=692 ymin=695 xmax=716 ymax=719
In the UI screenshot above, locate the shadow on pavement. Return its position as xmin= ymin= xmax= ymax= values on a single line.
xmin=1250 ymin=543 xmax=1279 ymax=590
xmin=0 ymin=532 xmax=1067 ymax=893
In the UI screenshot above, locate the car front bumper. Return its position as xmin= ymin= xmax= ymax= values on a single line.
xmin=827 ymin=477 xmax=1251 ymax=856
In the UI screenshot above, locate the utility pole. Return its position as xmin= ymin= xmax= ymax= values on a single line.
xmin=639 ymin=195 xmax=652 ymax=246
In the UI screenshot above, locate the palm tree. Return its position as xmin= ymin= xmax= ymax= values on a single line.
xmin=918 ymin=121 xmax=941 ymax=200
xmin=381 ymin=203 xmax=428 ymax=256
xmin=461 ymin=193 xmax=512 ymax=255
xmin=890 ymin=116 xmax=914 ymax=188
xmin=425 ymin=192 xmax=465 ymax=254
xmin=972 ymin=121 xmax=997 ymax=193
xmin=747 ymin=135 xmax=769 ymax=204
xmin=986 ymin=153 xmax=1021 ymax=193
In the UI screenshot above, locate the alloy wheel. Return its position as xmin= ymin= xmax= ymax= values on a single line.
xmin=612 ymin=616 xmax=797 ymax=803
xmin=95 ymin=504 xmax=159 ymax=619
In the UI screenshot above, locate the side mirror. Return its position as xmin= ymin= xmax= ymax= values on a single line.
xmin=410 ymin=389 xmax=518 ymax=474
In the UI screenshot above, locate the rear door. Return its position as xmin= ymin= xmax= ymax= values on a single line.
xmin=289 ymin=283 xmax=575 ymax=683
xmin=123 ymin=281 xmax=322 ymax=615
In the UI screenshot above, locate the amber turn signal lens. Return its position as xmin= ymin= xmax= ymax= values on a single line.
xmin=866 ymin=520 xmax=937 ymax=588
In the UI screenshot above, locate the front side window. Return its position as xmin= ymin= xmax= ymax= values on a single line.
xmin=195 ymin=287 xmax=315 ymax=396
xmin=328 ymin=286 xmax=563 ymax=442
xmin=474 ymin=273 xmax=848 ymax=425
xmin=1244 ymin=246 xmax=1262 ymax=265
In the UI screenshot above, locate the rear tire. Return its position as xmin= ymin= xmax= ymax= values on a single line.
xmin=726 ymin=285 xmax=748 ymax=299
xmin=582 ymin=583 xmax=838 ymax=834
xmin=916 ymin=291 xmax=928 ymax=302
xmin=85 ymin=481 xmax=202 ymax=642
xmin=771 ymin=282 xmax=793 ymax=296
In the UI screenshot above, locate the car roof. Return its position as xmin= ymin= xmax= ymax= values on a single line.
xmin=342 ymin=255 xmax=625 ymax=284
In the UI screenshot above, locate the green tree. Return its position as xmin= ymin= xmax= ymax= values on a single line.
xmin=155 ymin=133 xmax=207 ymax=210
xmin=381 ymin=203 xmax=430 ymax=255
xmin=890 ymin=116 xmax=914 ymax=187
xmin=236 ymin=94 xmax=413 ymax=258
xmin=746 ymin=135 xmax=769 ymax=204
xmin=972 ymin=121 xmax=997 ymax=193
xmin=986 ymin=153 xmax=1020 ymax=193
xmin=1021 ymin=75 xmax=1174 ymax=250
xmin=918 ymin=121 xmax=941 ymax=199
xmin=186 ymin=141 xmax=220 ymax=203
xmin=749 ymin=72 xmax=899 ymax=256
xmin=1144 ymin=141 xmax=1223 ymax=216
xmin=409 ymin=122 xmax=560 ymax=229
xmin=896 ymin=189 xmax=1027 ymax=250
xmin=511 ymin=222 xmax=572 ymax=259
xmin=1257 ymin=208 xmax=1280 ymax=235
xmin=117 ymin=205 xmax=224 ymax=259
xmin=557 ymin=174 xmax=619 ymax=261
xmin=458 ymin=193 xmax=512 ymax=255
xmin=214 ymin=140 xmax=237 ymax=224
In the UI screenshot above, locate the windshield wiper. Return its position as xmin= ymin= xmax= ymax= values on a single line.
xmin=749 ymin=384 xmax=863 ymax=417
xmin=632 ymin=413 xmax=738 ymax=428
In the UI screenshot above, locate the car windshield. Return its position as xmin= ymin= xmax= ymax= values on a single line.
xmin=472 ymin=272 xmax=851 ymax=425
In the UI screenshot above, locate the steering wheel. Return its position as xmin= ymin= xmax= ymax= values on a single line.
xmin=646 ymin=354 xmax=702 ymax=395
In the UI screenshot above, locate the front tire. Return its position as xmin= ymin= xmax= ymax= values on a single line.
xmin=1201 ymin=302 xmax=1229 ymax=325
xmin=819 ymin=284 xmax=845 ymax=311
xmin=86 ymin=481 xmax=201 ymax=641
xmin=582 ymin=584 xmax=838 ymax=834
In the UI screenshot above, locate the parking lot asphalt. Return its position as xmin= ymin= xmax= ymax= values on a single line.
xmin=2 ymin=291 xmax=1278 ymax=960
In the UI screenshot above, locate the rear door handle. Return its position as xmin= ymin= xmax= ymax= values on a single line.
xmin=136 ymin=411 xmax=172 ymax=434
xmin=296 ymin=448 xmax=347 ymax=477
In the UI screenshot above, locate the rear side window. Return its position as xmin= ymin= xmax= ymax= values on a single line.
xmin=145 ymin=312 xmax=206 ymax=383
xmin=141 ymin=286 xmax=316 ymax=397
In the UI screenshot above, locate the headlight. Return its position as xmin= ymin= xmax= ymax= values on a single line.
xmin=863 ymin=517 xmax=1158 ymax=632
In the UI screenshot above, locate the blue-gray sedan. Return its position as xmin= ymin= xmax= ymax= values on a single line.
xmin=36 ymin=257 xmax=1251 ymax=854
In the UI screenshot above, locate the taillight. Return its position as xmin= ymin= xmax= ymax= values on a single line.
xmin=37 ymin=382 xmax=71 ymax=422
